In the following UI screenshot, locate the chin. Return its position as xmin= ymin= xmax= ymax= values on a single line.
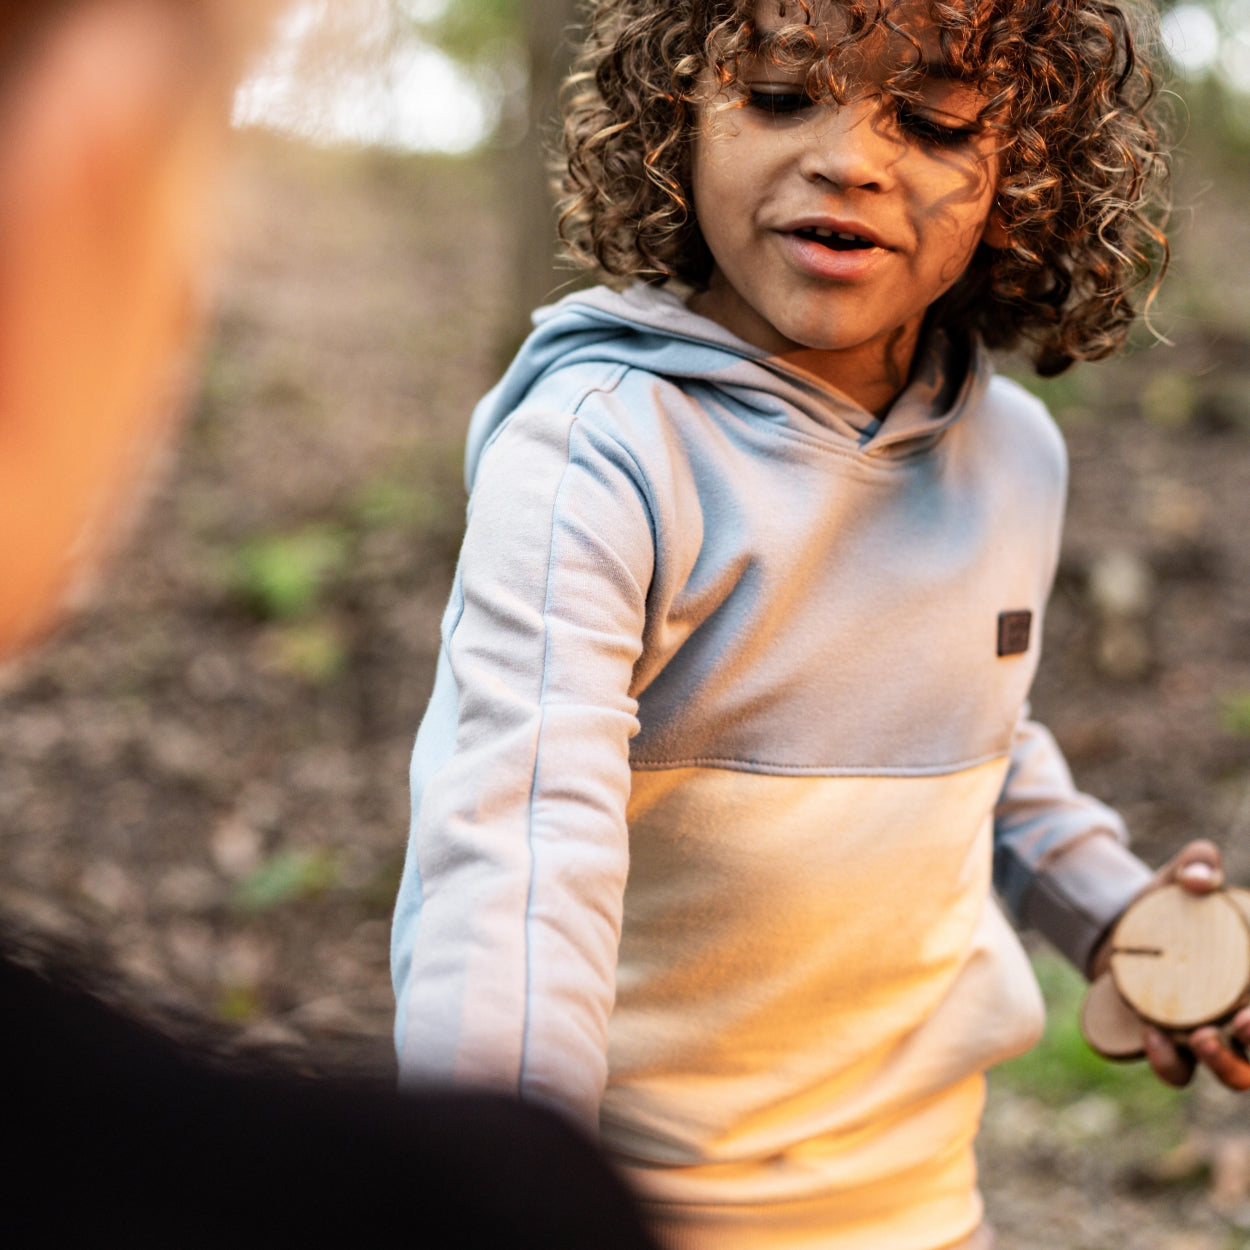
xmin=760 ymin=299 xmax=862 ymax=352
xmin=776 ymin=319 xmax=862 ymax=355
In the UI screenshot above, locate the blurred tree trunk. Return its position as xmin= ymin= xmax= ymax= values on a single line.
xmin=499 ymin=0 xmax=583 ymax=364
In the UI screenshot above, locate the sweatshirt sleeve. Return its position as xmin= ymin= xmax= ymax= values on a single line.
xmin=390 ymin=399 xmax=654 ymax=1129
xmin=993 ymin=714 xmax=1153 ymax=976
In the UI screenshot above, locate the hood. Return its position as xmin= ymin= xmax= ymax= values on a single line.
xmin=465 ymin=284 xmax=988 ymax=489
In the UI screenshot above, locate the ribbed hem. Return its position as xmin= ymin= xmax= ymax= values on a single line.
xmin=637 ymin=1144 xmax=980 ymax=1250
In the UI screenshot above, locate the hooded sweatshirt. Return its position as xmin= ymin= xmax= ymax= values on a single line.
xmin=390 ymin=284 xmax=1152 ymax=1250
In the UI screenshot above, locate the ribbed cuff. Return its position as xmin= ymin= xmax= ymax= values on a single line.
xmin=1019 ymin=834 xmax=1153 ymax=976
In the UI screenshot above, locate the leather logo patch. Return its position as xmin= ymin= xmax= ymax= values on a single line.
xmin=997 ymin=610 xmax=1032 ymax=657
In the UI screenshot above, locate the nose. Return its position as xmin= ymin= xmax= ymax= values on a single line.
xmin=797 ymin=95 xmax=897 ymax=192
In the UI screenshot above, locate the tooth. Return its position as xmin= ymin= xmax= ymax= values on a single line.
xmin=837 ymin=232 xmax=859 ymax=242
xmin=812 ymin=227 xmax=833 ymax=237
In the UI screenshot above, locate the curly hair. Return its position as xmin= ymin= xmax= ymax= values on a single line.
xmin=557 ymin=0 xmax=1169 ymax=376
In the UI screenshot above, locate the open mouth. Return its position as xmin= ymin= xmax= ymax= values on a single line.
xmin=793 ymin=227 xmax=876 ymax=251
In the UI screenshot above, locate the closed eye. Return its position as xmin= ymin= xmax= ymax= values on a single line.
xmin=746 ymin=89 xmax=813 ymax=116
xmin=895 ymin=104 xmax=978 ymax=149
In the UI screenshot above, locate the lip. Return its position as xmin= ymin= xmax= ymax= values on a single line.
xmin=775 ymin=226 xmax=890 ymax=281
xmin=780 ymin=216 xmax=891 ymax=251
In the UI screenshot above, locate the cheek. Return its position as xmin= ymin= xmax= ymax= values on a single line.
xmin=925 ymin=212 xmax=993 ymax=287
xmin=691 ymin=142 xmax=742 ymax=252
xmin=690 ymin=106 xmax=776 ymax=240
xmin=912 ymin=165 xmax=999 ymax=277
xmin=692 ymin=113 xmax=739 ymax=187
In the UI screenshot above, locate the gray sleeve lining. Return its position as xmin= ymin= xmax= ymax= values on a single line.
xmin=993 ymin=716 xmax=1153 ymax=975
xmin=1016 ymin=833 xmax=1153 ymax=974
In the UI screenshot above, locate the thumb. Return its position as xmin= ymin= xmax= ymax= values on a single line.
xmin=1156 ymin=839 xmax=1224 ymax=894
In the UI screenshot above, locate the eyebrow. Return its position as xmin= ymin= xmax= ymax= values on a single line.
xmin=747 ymin=30 xmax=974 ymax=85
xmin=748 ymin=27 xmax=820 ymax=60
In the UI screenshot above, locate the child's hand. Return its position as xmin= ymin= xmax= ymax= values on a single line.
xmin=1100 ymin=840 xmax=1250 ymax=1091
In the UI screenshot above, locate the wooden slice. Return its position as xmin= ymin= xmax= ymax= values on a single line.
xmin=1230 ymin=889 xmax=1250 ymax=1017
xmin=1081 ymin=972 xmax=1146 ymax=1060
xmin=1230 ymin=887 xmax=1250 ymax=928
xmin=1109 ymin=885 xmax=1250 ymax=1031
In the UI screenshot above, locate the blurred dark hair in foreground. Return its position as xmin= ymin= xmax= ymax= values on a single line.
xmin=4 ymin=935 xmax=655 ymax=1248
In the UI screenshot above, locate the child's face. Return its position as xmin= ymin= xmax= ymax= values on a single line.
xmin=690 ymin=0 xmax=1003 ymax=399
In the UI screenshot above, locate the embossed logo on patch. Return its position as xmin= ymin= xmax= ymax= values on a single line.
xmin=997 ymin=610 xmax=1032 ymax=657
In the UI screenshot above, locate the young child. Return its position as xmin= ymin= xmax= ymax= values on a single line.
xmin=391 ymin=1 xmax=1250 ymax=1246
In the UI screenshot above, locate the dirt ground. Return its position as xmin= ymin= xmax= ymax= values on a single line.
xmin=2 ymin=133 xmax=1248 ymax=1246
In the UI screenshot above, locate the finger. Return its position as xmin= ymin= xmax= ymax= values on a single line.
xmin=1144 ymin=1026 xmax=1197 ymax=1087
xmin=1191 ymin=1026 xmax=1250 ymax=1092
xmin=1159 ymin=840 xmax=1224 ymax=894
xmin=1231 ymin=1007 xmax=1250 ymax=1059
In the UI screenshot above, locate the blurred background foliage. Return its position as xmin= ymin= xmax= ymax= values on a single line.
xmin=234 ymin=0 xmax=581 ymax=352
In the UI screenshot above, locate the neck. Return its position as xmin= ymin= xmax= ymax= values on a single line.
xmin=686 ymin=279 xmax=924 ymax=418
xmin=777 ymin=321 xmax=922 ymax=418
